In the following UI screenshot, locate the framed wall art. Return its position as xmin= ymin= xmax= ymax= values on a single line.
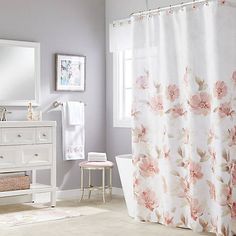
xmin=56 ymin=54 xmax=86 ymax=91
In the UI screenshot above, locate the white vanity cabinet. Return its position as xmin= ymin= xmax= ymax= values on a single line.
xmin=0 ymin=121 xmax=57 ymax=207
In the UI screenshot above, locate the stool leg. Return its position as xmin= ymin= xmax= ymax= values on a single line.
xmin=80 ymin=167 xmax=84 ymax=202
xmin=109 ymin=168 xmax=112 ymax=200
xmin=32 ymin=170 xmax=36 ymax=203
xmin=88 ymin=169 xmax=92 ymax=199
xmin=102 ymin=167 xmax=105 ymax=203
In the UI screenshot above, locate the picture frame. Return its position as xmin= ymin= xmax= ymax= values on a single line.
xmin=56 ymin=54 xmax=86 ymax=91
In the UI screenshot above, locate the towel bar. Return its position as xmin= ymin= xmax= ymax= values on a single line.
xmin=53 ymin=101 xmax=86 ymax=108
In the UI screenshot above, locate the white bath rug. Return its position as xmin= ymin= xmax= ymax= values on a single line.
xmin=0 ymin=206 xmax=81 ymax=227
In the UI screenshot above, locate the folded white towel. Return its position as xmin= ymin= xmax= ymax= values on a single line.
xmin=88 ymin=152 xmax=107 ymax=162
xmin=67 ymin=101 xmax=84 ymax=126
xmin=88 ymin=152 xmax=107 ymax=158
xmin=62 ymin=102 xmax=85 ymax=160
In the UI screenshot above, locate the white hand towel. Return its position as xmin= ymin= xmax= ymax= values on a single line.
xmin=88 ymin=152 xmax=107 ymax=158
xmin=62 ymin=102 xmax=85 ymax=160
xmin=67 ymin=101 xmax=84 ymax=126
xmin=88 ymin=152 xmax=107 ymax=162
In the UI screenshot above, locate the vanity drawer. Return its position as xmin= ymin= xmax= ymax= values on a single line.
xmin=1 ymin=128 xmax=35 ymax=145
xmin=22 ymin=144 xmax=52 ymax=166
xmin=0 ymin=147 xmax=22 ymax=168
xmin=36 ymin=127 xmax=52 ymax=144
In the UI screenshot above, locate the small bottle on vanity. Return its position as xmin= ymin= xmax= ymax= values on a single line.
xmin=27 ymin=102 xmax=33 ymax=121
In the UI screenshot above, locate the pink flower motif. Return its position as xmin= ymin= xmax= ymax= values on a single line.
xmin=136 ymin=71 xmax=149 ymax=89
xmin=208 ymin=148 xmax=216 ymax=165
xmin=220 ymin=185 xmax=232 ymax=206
xmin=207 ymin=180 xmax=216 ymax=200
xmin=232 ymin=202 xmax=236 ymax=218
xmin=163 ymin=213 xmax=174 ymax=225
xmin=189 ymin=92 xmax=211 ymax=116
xmin=149 ymin=95 xmax=164 ymax=114
xmin=178 ymin=177 xmax=190 ymax=198
xmin=232 ymin=71 xmax=236 ymax=85
xmin=218 ymin=102 xmax=235 ymax=118
xmin=170 ymin=104 xmax=186 ymax=118
xmin=166 ymin=84 xmax=180 ymax=102
xmin=133 ymin=177 xmax=141 ymax=193
xmin=228 ymin=126 xmax=236 ymax=147
xmin=131 ymin=107 xmax=140 ymax=119
xmin=214 ymin=81 xmax=227 ymax=99
xmin=189 ymin=198 xmax=204 ymax=221
xmin=133 ymin=177 xmax=140 ymax=187
xmin=132 ymin=125 xmax=148 ymax=143
xmin=182 ymin=128 xmax=190 ymax=144
xmin=137 ymin=188 xmax=159 ymax=211
xmin=210 ymin=218 xmax=217 ymax=233
xmin=208 ymin=128 xmax=217 ymax=143
xmin=163 ymin=146 xmax=170 ymax=159
xmin=132 ymin=155 xmax=141 ymax=165
xmin=189 ymin=161 xmax=203 ymax=184
xmin=139 ymin=156 xmax=159 ymax=177
xmin=232 ymin=162 xmax=236 ymax=186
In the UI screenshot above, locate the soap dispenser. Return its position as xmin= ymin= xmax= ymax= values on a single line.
xmin=27 ymin=102 xmax=33 ymax=121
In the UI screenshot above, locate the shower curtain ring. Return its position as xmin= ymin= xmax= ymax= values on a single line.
xmin=181 ymin=2 xmax=184 ymax=11
xmin=192 ymin=0 xmax=196 ymax=9
xmin=169 ymin=5 xmax=173 ymax=14
xmin=205 ymin=0 xmax=209 ymax=6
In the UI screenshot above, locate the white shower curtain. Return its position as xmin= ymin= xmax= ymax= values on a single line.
xmin=131 ymin=1 xmax=236 ymax=235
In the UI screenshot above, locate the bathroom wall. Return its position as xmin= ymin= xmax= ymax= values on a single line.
xmin=105 ymin=0 xmax=194 ymax=187
xmin=0 ymin=0 xmax=106 ymax=190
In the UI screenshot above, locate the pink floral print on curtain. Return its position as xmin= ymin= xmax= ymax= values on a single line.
xmin=133 ymin=68 xmax=236 ymax=235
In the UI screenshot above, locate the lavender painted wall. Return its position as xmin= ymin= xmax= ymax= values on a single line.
xmin=105 ymin=0 xmax=194 ymax=187
xmin=0 ymin=0 xmax=106 ymax=190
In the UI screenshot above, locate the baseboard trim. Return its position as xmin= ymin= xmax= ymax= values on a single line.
xmin=56 ymin=187 xmax=123 ymax=200
xmin=35 ymin=187 xmax=123 ymax=203
xmin=0 ymin=187 xmax=124 ymax=205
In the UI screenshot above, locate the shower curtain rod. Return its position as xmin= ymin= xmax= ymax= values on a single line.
xmin=131 ymin=0 xmax=214 ymax=16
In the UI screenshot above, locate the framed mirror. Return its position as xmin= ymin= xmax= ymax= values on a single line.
xmin=0 ymin=39 xmax=40 ymax=106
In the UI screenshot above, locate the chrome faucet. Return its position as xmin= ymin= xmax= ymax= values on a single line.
xmin=0 ymin=107 xmax=11 ymax=121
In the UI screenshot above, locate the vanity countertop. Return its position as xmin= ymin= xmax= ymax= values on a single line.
xmin=0 ymin=121 xmax=56 ymax=128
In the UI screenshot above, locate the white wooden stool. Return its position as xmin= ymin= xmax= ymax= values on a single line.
xmin=79 ymin=161 xmax=114 ymax=203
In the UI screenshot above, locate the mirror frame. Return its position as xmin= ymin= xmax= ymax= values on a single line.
xmin=0 ymin=39 xmax=40 ymax=107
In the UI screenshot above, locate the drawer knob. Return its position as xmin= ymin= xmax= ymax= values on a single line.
xmin=34 ymin=154 xmax=39 ymax=157
xmin=17 ymin=134 xmax=22 ymax=138
xmin=42 ymin=133 xmax=47 ymax=137
xmin=0 ymin=156 xmax=4 ymax=159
